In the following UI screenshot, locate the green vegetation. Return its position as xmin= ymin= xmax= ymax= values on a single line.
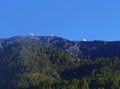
xmin=0 ymin=37 xmax=120 ymax=89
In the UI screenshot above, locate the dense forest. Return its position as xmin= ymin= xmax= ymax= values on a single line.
xmin=0 ymin=36 xmax=120 ymax=89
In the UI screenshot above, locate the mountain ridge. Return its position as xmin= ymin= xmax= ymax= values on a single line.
xmin=0 ymin=35 xmax=120 ymax=59
xmin=0 ymin=35 xmax=120 ymax=89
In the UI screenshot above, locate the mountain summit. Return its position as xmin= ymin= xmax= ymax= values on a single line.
xmin=1 ymin=36 xmax=120 ymax=59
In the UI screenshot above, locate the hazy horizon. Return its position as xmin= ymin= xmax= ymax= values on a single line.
xmin=0 ymin=34 xmax=120 ymax=41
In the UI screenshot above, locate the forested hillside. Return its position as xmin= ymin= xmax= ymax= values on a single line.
xmin=0 ymin=36 xmax=120 ymax=89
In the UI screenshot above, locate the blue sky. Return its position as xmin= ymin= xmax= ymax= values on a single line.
xmin=0 ymin=0 xmax=120 ymax=41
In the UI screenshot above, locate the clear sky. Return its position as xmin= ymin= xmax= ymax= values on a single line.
xmin=0 ymin=0 xmax=120 ymax=41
